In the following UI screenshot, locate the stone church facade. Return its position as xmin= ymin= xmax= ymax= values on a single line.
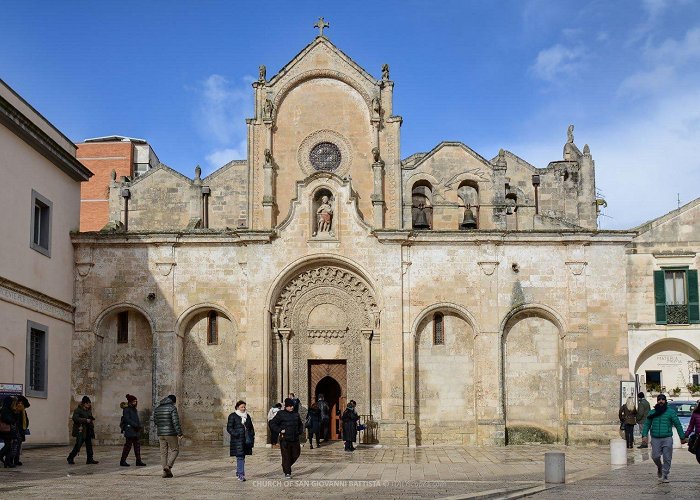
xmin=71 ymin=35 xmax=639 ymax=447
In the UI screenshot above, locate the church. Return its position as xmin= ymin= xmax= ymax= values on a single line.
xmin=69 ymin=27 xmax=699 ymax=447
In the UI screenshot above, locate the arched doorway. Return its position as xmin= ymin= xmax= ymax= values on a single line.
xmin=315 ymin=375 xmax=344 ymax=440
xmin=635 ymin=339 xmax=700 ymax=397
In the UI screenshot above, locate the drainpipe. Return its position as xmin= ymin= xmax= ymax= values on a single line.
xmin=201 ymin=186 xmax=210 ymax=228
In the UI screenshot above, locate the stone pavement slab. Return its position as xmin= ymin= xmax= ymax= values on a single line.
xmin=2 ymin=442 xmax=689 ymax=499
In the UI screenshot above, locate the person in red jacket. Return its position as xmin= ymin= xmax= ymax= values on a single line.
xmin=684 ymin=401 xmax=700 ymax=465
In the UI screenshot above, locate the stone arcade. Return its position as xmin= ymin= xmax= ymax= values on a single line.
xmin=72 ymin=31 xmax=639 ymax=447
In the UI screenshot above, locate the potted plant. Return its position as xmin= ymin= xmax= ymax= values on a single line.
xmin=646 ymin=382 xmax=661 ymax=395
xmin=670 ymin=387 xmax=681 ymax=397
xmin=687 ymin=384 xmax=700 ymax=396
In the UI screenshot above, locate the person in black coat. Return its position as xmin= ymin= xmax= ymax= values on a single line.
xmin=13 ymin=396 xmax=29 ymax=466
xmin=0 ymin=396 xmax=18 ymax=468
xmin=227 ymin=400 xmax=255 ymax=481
xmin=341 ymin=403 xmax=359 ymax=451
xmin=306 ymin=403 xmax=322 ymax=449
xmin=269 ymin=398 xmax=304 ymax=478
xmin=120 ymin=394 xmax=146 ymax=467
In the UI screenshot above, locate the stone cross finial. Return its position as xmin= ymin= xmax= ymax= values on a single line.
xmin=314 ymin=17 xmax=329 ymax=37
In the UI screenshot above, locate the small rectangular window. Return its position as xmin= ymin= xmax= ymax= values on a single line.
xmin=26 ymin=321 xmax=48 ymax=398
xmin=30 ymin=190 xmax=52 ymax=257
xmin=207 ymin=311 xmax=218 ymax=345
xmin=433 ymin=313 xmax=444 ymax=345
xmin=117 ymin=311 xmax=129 ymax=343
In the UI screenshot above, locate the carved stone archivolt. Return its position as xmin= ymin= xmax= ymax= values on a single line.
xmin=272 ymin=265 xmax=378 ymax=410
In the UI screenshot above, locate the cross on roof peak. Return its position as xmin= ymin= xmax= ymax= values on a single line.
xmin=314 ymin=17 xmax=330 ymax=37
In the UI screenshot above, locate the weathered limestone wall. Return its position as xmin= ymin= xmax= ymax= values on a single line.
xmin=205 ymin=161 xmax=249 ymax=229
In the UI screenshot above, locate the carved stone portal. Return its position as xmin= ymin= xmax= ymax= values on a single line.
xmin=270 ymin=265 xmax=379 ymax=416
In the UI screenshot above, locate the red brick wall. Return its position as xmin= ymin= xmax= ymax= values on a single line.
xmin=78 ymin=142 xmax=133 ymax=231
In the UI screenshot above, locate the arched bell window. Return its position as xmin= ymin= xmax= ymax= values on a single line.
xmin=433 ymin=312 xmax=444 ymax=345
xmin=412 ymin=181 xmax=433 ymax=229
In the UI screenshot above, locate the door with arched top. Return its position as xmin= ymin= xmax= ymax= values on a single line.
xmin=309 ymin=361 xmax=346 ymax=440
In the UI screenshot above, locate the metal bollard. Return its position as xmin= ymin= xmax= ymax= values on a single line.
xmin=610 ymin=438 xmax=627 ymax=465
xmin=544 ymin=451 xmax=565 ymax=484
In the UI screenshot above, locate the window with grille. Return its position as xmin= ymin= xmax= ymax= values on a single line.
xmin=26 ymin=321 xmax=48 ymax=398
xmin=117 ymin=311 xmax=129 ymax=343
xmin=207 ymin=311 xmax=218 ymax=345
xmin=654 ymin=269 xmax=699 ymax=325
xmin=30 ymin=190 xmax=52 ymax=257
xmin=433 ymin=313 xmax=444 ymax=345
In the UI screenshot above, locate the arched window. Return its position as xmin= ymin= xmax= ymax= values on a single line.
xmin=117 ymin=311 xmax=129 ymax=344
xmin=412 ymin=181 xmax=433 ymax=229
xmin=433 ymin=312 xmax=444 ymax=345
xmin=207 ymin=311 xmax=218 ymax=345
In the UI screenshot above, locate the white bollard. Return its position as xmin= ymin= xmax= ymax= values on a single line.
xmin=544 ymin=451 xmax=566 ymax=484
xmin=610 ymin=438 xmax=627 ymax=465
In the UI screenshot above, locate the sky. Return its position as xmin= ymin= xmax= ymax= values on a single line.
xmin=2 ymin=0 xmax=699 ymax=229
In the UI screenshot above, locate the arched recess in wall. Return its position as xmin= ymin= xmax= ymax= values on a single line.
xmin=94 ymin=304 xmax=155 ymax=445
xmin=0 ymin=346 xmax=15 ymax=382
xmin=411 ymin=180 xmax=433 ymax=229
xmin=634 ymin=338 xmax=700 ymax=396
xmin=501 ymin=305 xmax=565 ymax=445
xmin=412 ymin=303 xmax=478 ymax=445
xmin=177 ymin=304 xmax=237 ymax=443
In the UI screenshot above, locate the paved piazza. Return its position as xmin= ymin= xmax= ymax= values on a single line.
xmin=2 ymin=442 xmax=698 ymax=499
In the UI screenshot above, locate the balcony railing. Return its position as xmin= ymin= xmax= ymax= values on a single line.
xmin=667 ymin=304 xmax=689 ymax=325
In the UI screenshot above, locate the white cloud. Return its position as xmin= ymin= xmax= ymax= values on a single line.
xmin=192 ymin=74 xmax=253 ymax=172
xmin=531 ymin=44 xmax=585 ymax=82
xmin=618 ymin=65 xmax=675 ymax=97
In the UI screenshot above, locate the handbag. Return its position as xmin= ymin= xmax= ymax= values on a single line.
xmin=688 ymin=434 xmax=697 ymax=454
xmin=357 ymin=424 xmax=366 ymax=431
xmin=0 ymin=421 xmax=10 ymax=433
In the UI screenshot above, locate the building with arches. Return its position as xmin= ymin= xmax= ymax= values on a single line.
xmin=70 ymin=33 xmax=698 ymax=447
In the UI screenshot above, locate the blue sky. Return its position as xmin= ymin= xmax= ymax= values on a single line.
xmin=2 ymin=0 xmax=699 ymax=229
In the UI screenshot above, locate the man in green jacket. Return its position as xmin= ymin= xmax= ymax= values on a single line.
xmin=641 ymin=393 xmax=687 ymax=483
xmin=67 ymin=396 xmax=99 ymax=465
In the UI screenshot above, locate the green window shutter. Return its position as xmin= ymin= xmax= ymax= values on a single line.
xmin=654 ymin=270 xmax=667 ymax=324
xmin=688 ymin=269 xmax=699 ymax=324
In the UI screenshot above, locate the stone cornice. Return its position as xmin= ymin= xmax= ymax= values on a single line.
xmin=373 ymin=230 xmax=635 ymax=245
xmin=0 ymin=276 xmax=74 ymax=324
xmin=0 ymin=94 xmax=92 ymax=182
xmin=71 ymin=230 xmax=274 ymax=246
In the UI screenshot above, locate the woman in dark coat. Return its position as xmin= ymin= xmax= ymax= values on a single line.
xmin=227 ymin=400 xmax=255 ymax=481
xmin=0 ymin=397 xmax=18 ymax=468
xmin=341 ymin=403 xmax=359 ymax=452
xmin=306 ymin=403 xmax=322 ymax=449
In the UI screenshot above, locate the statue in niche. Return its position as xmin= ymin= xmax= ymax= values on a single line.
xmin=371 ymin=97 xmax=381 ymax=119
xmin=264 ymin=148 xmax=273 ymax=165
xmin=259 ymin=65 xmax=266 ymax=82
xmin=381 ymin=63 xmax=390 ymax=81
xmin=372 ymin=147 xmax=381 ymax=164
xmin=567 ymin=124 xmax=574 ymax=143
xmin=314 ymin=195 xmax=334 ymax=236
xmin=263 ymin=98 xmax=274 ymax=120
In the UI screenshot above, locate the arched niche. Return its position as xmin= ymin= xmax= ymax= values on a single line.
xmin=411 ymin=181 xmax=433 ymax=229
xmin=311 ymin=188 xmax=336 ymax=238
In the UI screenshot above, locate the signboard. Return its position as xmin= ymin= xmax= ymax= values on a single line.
xmin=620 ymin=380 xmax=636 ymax=407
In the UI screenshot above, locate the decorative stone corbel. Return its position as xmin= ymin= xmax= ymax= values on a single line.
xmin=75 ymin=262 xmax=94 ymax=278
xmin=565 ymin=261 xmax=587 ymax=275
xmin=478 ymin=261 xmax=499 ymax=276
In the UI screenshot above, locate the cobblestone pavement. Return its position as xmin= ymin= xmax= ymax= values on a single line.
xmin=1 ymin=442 xmax=694 ymax=499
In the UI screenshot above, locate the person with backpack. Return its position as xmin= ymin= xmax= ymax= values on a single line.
xmin=317 ymin=394 xmax=330 ymax=442
xmin=306 ymin=402 xmax=322 ymax=449
xmin=119 ymin=394 xmax=146 ymax=467
xmin=684 ymin=401 xmax=700 ymax=464
xmin=153 ymin=394 xmax=182 ymax=478
xmin=67 ymin=396 xmax=98 ymax=465
xmin=641 ymin=393 xmax=687 ymax=483
xmin=636 ymin=392 xmax=651 ymax=448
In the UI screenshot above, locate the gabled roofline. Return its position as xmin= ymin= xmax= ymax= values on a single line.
xmin=203 ymin=159 xmax=247 ymax=182
xmin=127 ymin=162 xmax=193 ymax=187
xmin=406 ymin=141 xmax=493 ymax=171
xmin=82 ymin=135 xmax=147 ymax=144
xmin=267 ymin=36 xmax=378 ymax=87
xmin=633 ymin=196 xmax=700 ymax=235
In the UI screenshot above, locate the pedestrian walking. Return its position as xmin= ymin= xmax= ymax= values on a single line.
xmin=636 ymin=392 xmax=651 ymax=448
xmin=341 ymin=402 xmax=359 ymax=451
xmin=0 ymin=396 xmax=18 ymax=468
xmin=306 ymin=403 xmax=322 ymax=449
xmin=641 ymin=393 xmax=687 ymax=483
xmin=268 ymin=403 xmax=282 ymax=447
xmin=67 ymin=396 xmax=98 ymax=465
xmin=120 ymin=394 xmax=146 ymax=467
xmin=13 ymin=396 xmax=29 ymax=466
xmin=153 ymin=394 xmax=182 ymax=478
xmin=288 ymin=393 xmax=300 ymax=413
xmin=227 ymin=400 xmax=255 ymax=481
xmin=269 ymin=398 xmax=304 ymax=479
xmin=683 ymin=400 xmax=700 ymax=465
xmin=619 ymin=396 xmax=638 ymax=448
xmin=317 ymin=394 xmax=330 ymax=441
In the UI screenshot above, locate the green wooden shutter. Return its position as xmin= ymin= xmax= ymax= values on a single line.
xmin=654 ymin=270 xmax=667 ymax=324
xmin=688 ymin=269 xmax=699 ymax=324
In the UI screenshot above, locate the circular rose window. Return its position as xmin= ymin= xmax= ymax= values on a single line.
xmin=309 ymin=142 xmax=341 ymax=172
